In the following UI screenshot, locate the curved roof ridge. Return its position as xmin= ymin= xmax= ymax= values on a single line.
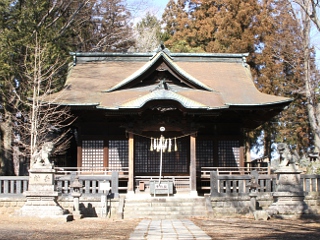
xmin=104 ymin=89 xmax=214 ymax=109
xmin=104 ymin=50 xmax=213 ymax=93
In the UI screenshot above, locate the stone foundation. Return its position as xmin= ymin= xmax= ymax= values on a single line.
xmin=1 ymin=197 xmax=120 ymax=219
xmin=54 ymin=195 xmax=120 ymax=218
xmin=209 ymin=193 xmax=320 ymax=218
xmin=1 ymin=195 xmax=320 ymax=219
xmin=210 ymin=194 xmax=273 ymax=218
xmin=0 ymin=198 xmax=26 ymax=216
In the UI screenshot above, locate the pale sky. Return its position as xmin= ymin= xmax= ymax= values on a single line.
xmin=128 ymin=0 xmax=169 ymax=21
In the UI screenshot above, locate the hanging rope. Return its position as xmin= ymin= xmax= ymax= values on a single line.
xmin=126 ymin=130 xmax=197 ymax=183
xmin=126 ymin=130 xmax=196 ymax=141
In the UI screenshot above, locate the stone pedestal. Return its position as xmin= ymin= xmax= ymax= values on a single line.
xmin=249 ymin=191 xmax=269 ymax=220
xmin=19 ymin=167 xmax=72 ymax=221
xmin=70 ymin=177 xmax=83 ymax=219
xmin=71 ymin=192 xmax=83 ymax=219
xmin=267 ymin=165 xmax=309 ymax=219
xmin=249 ymin=192 xmax=258 ymax=212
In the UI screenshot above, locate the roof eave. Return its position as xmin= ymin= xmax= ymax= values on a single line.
xmin=69 ymin=51 xmax=249 ymax=58
xmin=226 ymin=98 xmax=293 ymax=107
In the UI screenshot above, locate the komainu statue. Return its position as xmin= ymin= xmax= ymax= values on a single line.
xmin=277 ymin=143 xmax=299 ymax=168
xmin=31 ymin=142 xmax=54 ymax=167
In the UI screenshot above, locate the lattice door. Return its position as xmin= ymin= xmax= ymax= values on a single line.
xmin=108 ymin=140 xmax=128 ymax=171
xmin=196 ymin=140 xmax=214 ymax=171
xmin=218 ymin=140 xmax=240 ymax=167
xmin=134 ymin=136 xmax=189 ymax=174
xmin=82 ymin=140 xmax=104 ymax=171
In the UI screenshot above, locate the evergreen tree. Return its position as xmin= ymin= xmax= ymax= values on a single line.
xmin=252 ymin=0 xmax=309 ymax=158
xmin=162 ymin=0 xmax=204 ymax=52
xmin=0 ymin=0 xmax=135 ymax=175
xmin=162 ymin=0 xmax=313 ymax=159
xmin=163 ymin=0 xmax=260 ymax=53
xmin=75 ymin=0 xmax=135 ymax=52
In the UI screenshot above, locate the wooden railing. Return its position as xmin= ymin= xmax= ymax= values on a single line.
xmin=54 ymin=167 xmax=129 ymax=177
xmin=201 ymin=167 xmax=269 ymax=176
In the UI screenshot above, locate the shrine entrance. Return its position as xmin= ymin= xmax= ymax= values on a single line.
xmin=133 ymin=135 xmax=192 ymax=195
xmin=134 ymin=136 xmax=189 ymax=176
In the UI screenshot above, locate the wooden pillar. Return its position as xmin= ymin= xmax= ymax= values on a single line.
xmin=127 ymin=132 xmax=135 ymax=196
xmin=103 ymin=140 xmax=109 ymax=169
xmin=190 ymin=134 xmax=198 ymax=196
xmin=77 ymin=143 xmax=82 ymax=170
xmin=239 ymin=146 xmax=245 ymax=175
xmin=76 ymin=127 xmax=82 ymax=171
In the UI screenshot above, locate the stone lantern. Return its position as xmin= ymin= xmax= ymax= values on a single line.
xmin=70 ymin=176 xmax=83 ymax=219
xmin=247 ymin=172 xmax=270 ymax=220
xmin=247 ymin=175 xmax=260 ymax=212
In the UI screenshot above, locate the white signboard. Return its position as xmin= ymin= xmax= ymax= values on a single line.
xmin=99 ymin=181 xmax=110 ymax=192
xmin=155 ymin=183 xmax=168 ymax=190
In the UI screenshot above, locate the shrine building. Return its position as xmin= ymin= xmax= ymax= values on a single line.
xmin=49 ymin=46 xmax=292 ymax=196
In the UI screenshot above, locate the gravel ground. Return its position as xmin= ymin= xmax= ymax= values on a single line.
xmin=1 ymin=215 xmax=320 ymax=239
xmin=192 ymin=217 xmax=320 ymax=240
xmin=0 ymin=216 xmax=139 ymax=240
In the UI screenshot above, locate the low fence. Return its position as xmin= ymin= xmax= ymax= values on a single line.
xmin=208 ymin=171 xmax=320 ymax=196
xmin=0 ymin=172 xmax=120 ymax=198
xmin=301 ymin=175 xmax=320 ymax=193
xmin=0 ymin=176 xmax=29 ymax=197
xmin=1 ymin=172 xmax=320 ymax=198
xmin=55 ymin=172 xmax=120 ymax=197
xmin=209 ymin=172 xmax=275 ymax=196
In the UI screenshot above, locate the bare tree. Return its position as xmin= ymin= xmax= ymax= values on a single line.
xmin=132 ymin=12 xmax=162 ymax=52
xmin=289 ymin=1 xmax=320 ymax=151
xmin=293 ymin=0 xmax=320 ymax=31
xmin=14 ymin=36 xmax=74 ymax=172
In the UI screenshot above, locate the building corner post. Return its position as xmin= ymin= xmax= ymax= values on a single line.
xmin=127 ymin=132 xmax=135 ymax=196
xmin=190 ymin=134 xmax=197 ymax=196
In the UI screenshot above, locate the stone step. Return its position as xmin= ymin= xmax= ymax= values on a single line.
xmin=123 ymin=209 xmax=206 ymax=216
xmin=125 ymin=203 xmax=203 ymax=208
xmin=124 ymin=197 xmax=206 ymax=201
xmin=124 ymin=213 xmax=204 ymax=219
xmin=123 ymin=197 xmax=207 ymax=219
xmin=124 ymin=202 xmax=205 ymax=207
xmin=124 ymin=198 xmax=206 ymax=206
xmin=124 ymin=209 xmax=204 ymax=214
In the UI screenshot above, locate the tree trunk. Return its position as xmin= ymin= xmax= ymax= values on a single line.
xmin=13 ymin=145 xmax=20 ymax=176
xmin=0 ymin=113 xmax=14 ymax=175
xmin=264 ymin=127 xmax=272 ymax=162
xmin=302 ymin=3 xmax=320 ymax=152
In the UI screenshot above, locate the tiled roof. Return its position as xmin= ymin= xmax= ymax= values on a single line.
xmin=48 ymin=49 xmax=292 ymax=110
